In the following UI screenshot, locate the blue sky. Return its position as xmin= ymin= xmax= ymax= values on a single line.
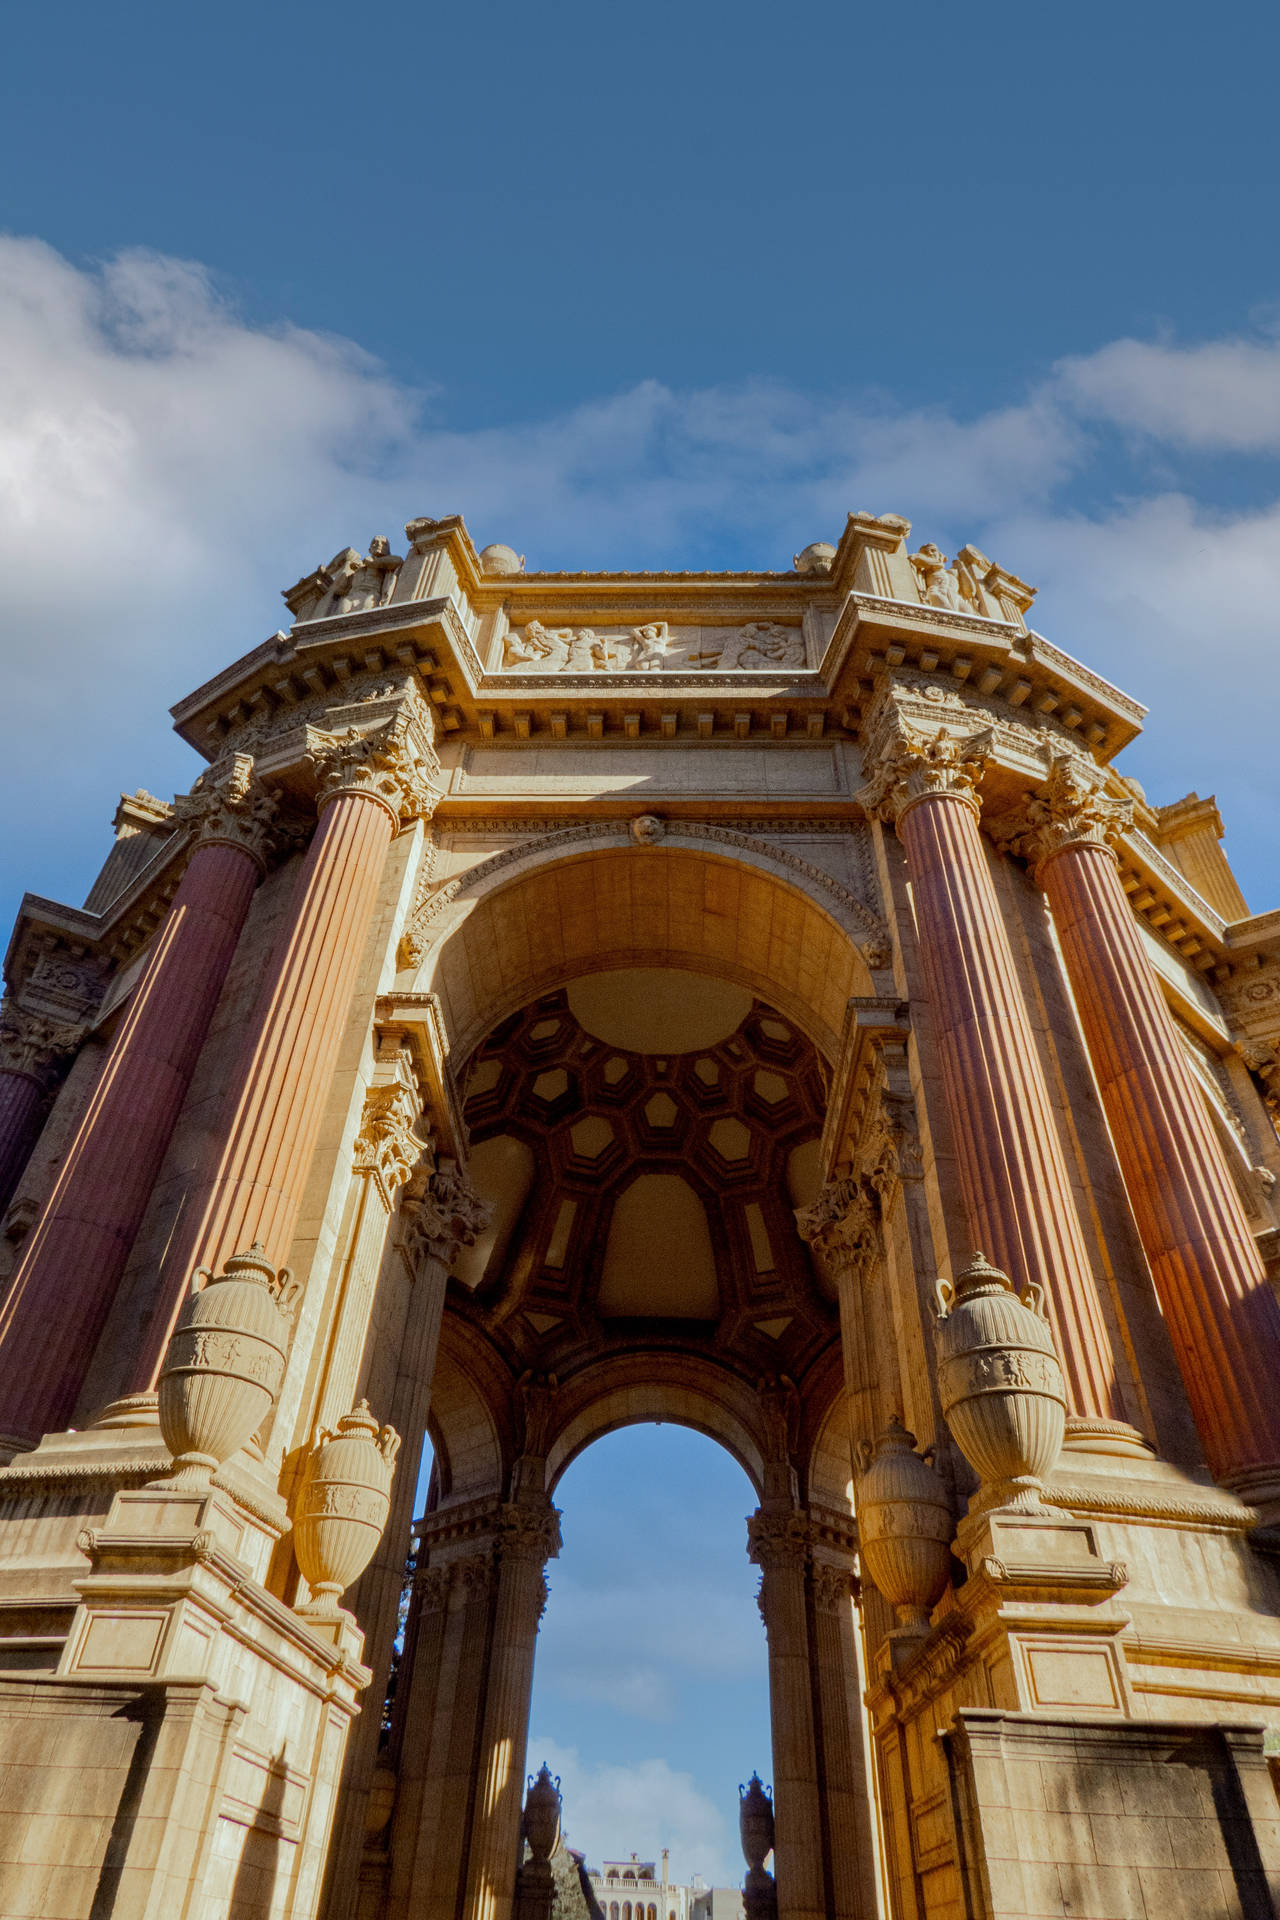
xmin=4 ymin=0 xmax=1280 ymax=1878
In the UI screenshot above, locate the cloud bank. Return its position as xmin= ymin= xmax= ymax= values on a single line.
xmin=3 ymin=235 xmax=1280 ymax=920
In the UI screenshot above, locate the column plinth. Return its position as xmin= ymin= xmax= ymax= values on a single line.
xmin=863 ymin=721 xmax=1132 ymax=1438
xmin=0 ymin=757 xmax=275 ymax=1450
xmin=1018 ymin=756 xmax=1280 ymax=1496
xmin=132 ymin=715 xmax=438 ymax=1390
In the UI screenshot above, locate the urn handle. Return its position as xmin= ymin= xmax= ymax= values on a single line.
xmin=931 ymin=1275 xmax=955 ymax=1322
xmin=1023 ymin=1279 xmax=1049 ymax=1322
xmin=854 ymin=1438 xmax=873 ymax=1473
xmin=190 ymin=1264 xmax=213 ymax=1298
xmin=273 ymin=1267 xmax=302 ymax=1321
xmin=378 ymin=1425 xmax=402 ymax=1469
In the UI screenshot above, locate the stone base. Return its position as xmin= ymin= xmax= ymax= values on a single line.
xmin=944 ymin=1709 xmax=1280 ymax=1919
xmin=0 ymin=1481 xmax=369 ymax=1920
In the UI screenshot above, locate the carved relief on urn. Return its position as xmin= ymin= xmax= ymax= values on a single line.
xmin=931 ymin=1251 xmax=1066 ymax=1514
xmin=854 ymin=1415 xmax=954 ymax=1630
xmin=293 ymin=1400 xmax=401 ymax=1617
xmin=154 ymin=1242 xmax=299 ymax=1489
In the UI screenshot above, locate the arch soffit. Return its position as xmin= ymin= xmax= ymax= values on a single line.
xmin=543 ymin=1352 xmax=770 ymax=1499
xmin=409 ymin=828 xmax=886 ymax=1064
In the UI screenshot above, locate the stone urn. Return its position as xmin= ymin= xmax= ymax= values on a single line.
xmin=739 ymin=1773 xmax=775 ymax=1870
xmin=293 ymin=1400 xmax=401 ymax=1617
xmin=854 ymin=1416 xmax=954 ymax=1628
xmin=155 ymin=1242 xmax=298 ymax=1489
xmin=931 ymin=1251 xmax=1066 ymax=1513
xmin=523 ymin=1764 xmax=562 ymax=1862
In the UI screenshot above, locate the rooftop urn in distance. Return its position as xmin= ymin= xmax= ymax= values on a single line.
xmin=854 ymin=1415 xmax=953 ymax=1628
xmin=293 ymin=1399 xmax=400 ymax=1617
xmin=792 ymin=541 xmax=836 ymax=574
xmin=154 ymin=1243 xmax=298 ymax=1489
xmin=739 ymin=1773 xmax=774 ymax=1870
xmin=479 ymin=543 xmax=525 ymax=576
xmin=523 ymin=1764 xmax=562 ymax=1863
xmin=931 ymin=1251 xmax=1067 ymax=1514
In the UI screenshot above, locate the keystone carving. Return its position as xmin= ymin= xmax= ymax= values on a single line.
xmin=997 ymin=753 xmax=1133 ymax=878
xmin=309 ymin=711 xmax=441 ymax=827
xmin=171 ymin=752 xmax=280 ymax=872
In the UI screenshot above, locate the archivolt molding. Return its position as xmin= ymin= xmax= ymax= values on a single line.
xmin=398 ymin=816 xmax=890 ymax=971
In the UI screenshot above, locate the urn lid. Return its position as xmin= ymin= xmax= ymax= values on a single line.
xmin=950 ymin=1251 xmax=1017 ymax=1300
xmin=864 ymin=1413 xmax=920 ymax=1462
xmin=213 ymin=1242 xmax=279 ymax=1289
xmin=334 ymin=1399 xmax=381 ymax=1442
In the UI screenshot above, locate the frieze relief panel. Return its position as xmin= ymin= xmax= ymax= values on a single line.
xmin=499 ymin=619 xmax=807 ymax=674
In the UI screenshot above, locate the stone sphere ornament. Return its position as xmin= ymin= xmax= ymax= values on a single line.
xmin=931 ymin=1251 xmax=1067 ymax=1514
xmin=792 ymin=541 xmax=836 ymax=574
xmin=293 ymin=1400 xmax=401 ymax=1617
xmin=154 ymin=1243 xmax=299 ymax=1489
xmin=479 ymin=543 xmax=525 ymax=575
xmin=854 ymin=1415 xmax=954 ymax=1628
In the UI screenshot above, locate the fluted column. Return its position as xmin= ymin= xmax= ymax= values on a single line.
xmin=809 ymin=1550 xmax=880 ymax=1920
xmin=748 ymin=1510 xmax=825 ymax=1920
xmin=1013 ymin=755 xmax=1280 ymax=1494
xmin=0 ymin=757 xmax=276 ymax=1451
xmin=389 ymin=1545 xmax=500 ymax=1920
xmin=322 ymin=1158 xmax=492 ymax=1920
xmin=0 ymin=1004 xmax=82 ymax=1210
xmin=131 ymin=714 xmax=439 ymax=1390
xmin=862 ymin=718 xmax=1125 ymax=1430
xmin=464 ymin=1496 xmax=562 ymax=1920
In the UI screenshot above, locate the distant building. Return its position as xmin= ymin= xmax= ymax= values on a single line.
xmin=586 ymin=1850 xmax=743 ymax=1920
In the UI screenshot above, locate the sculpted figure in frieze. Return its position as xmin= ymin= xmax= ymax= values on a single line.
xmin=908 ymin=542 xmax=963 ymax=611
xmin=500 ymin=616 xmax=804 ymax=672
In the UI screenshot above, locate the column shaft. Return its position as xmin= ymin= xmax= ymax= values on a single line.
xmin=1042 ymin=838 xmax=1280 ymax=1482
xmin=133 ymin=790 xmax=395 ymax=1387
xmin=0 ymin=1072 xmax=43 ymax=1212
xmin=751 ymin=1518 xmax=825 ymax=1920
xmin=810 ymin=1569 xmax=879 ymax=1920
xmin=0 ymin=839 xmax=260 ymax=1446
xmin=898 ymin=791 xmax=1121 ymax=1421
xmin=465 ymin=1516 xmax=558 ymax=1920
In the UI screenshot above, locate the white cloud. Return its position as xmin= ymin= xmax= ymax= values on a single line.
xmin=1058 ymin=331 xmax=1280 ymax=452
xmin=526 ymin=1736 xmax=739 ymax=1887
xmin=534 ymin=1568 xmax=763 ymax=1722
xmin=2 ymin=234 xmax=1279 ymax=919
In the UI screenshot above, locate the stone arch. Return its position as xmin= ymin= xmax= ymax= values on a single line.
xmin=407 ymin=836 xmax=882 ymax=1064
xmin=542 ymin=1351 xmax=777 ymax=1498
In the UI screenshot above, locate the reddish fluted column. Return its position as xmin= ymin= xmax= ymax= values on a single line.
xmin=0 ymin=757 xmax=275 ymax=1450
xmin=864 ymin=722 xmax=1125 ymax=1427
xmin=0 ymin=1007 xmax=81 ymax=1210
xmin=1021 ymin=756 xmax=1280 ymax=1490
xmin=131 ymin=718 xmax=438 ymax=1389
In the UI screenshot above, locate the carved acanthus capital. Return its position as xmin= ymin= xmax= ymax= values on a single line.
xmin=795 ymin=1175 xmax=879 ymax=1285
xmin=354 ymin=1076 xmax=425 ymax=1210
xmin=400 ymin=1155 xmax=492 ymax=1274
xmin=413 ymin=1562 xmax=454 ymax=1613
xmin=309 ymin=709 xmax=441 ymax=829
xmin=999 ymin=754 xmax=1132 ymax=879
xmin=0 ymin=1001 xmax=84 ymax=1082
xmin=172 ymin=752 xmax=280 ymax=873
xmin=747 ymin=1509 xmax=811 ymax=1628
xmin=860 ymin=720 xmax=990 ymax=829
xmin=498 ymin=1500 xmax=563 ymax=1569
xmin=810 ymin=1559 xmax=857 ymax=1613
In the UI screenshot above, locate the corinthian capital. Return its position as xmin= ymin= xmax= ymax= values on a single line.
xmin=401 ymin=1155 xmax=492 ymax=1274
xmin=860 ymin=719 xmax=990 ymax=828
xmin=795 ymin=1175 xmax=879 ymax=1285
xmin=309 ymin=710 xmax=441 ymax=828
xmin=0 ymin=1001 xmax=83 ymax=1081
xmin=999 ymin=753 xmax=1132 ymax=879
xmin=354 ymin=1078 xmax=425 ymax=1210
xmin=172 ymin=753 xmax=280 ymax=872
